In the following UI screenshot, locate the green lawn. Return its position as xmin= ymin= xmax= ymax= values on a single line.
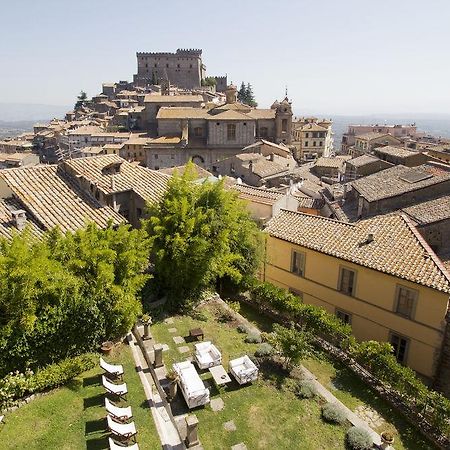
xmin=238 ymin=301 xmax=436 ymax=450
xmin=151 ymin=303 xmax=348 ymax=449
xmin=1 ymin=344 xmax=161 ymax=450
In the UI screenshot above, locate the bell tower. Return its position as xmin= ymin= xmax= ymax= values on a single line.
xmin=275 ymin=96 xmax=293 ymax=145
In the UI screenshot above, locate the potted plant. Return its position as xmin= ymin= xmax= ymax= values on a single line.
xmin=166 ymin=370 xmax=179 ymax=401
xmin=380 ymin=431 xmax=394 ymax=449
xmin=101 ymin=341 xmax=114 ymax=355
xmin=141 ymin=314 xmax=152 ymax=340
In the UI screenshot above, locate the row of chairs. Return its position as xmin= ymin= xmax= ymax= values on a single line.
xmin=100 ymin=358 xmax=139 ymax=450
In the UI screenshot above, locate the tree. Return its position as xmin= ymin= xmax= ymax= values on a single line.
xmin=201 ymin=77 xmax=217 ymax=87
xmin=266 ymin=324 xmax=314 ymax=369
xmin=74 ymin=90 xmax=88 ymax=110
xmin=145 ymin=162 xmax=263 ymax=309
xmin=245 ymin=83 xmax=258 ymax=107
xmin=237 ymin=82 xmax=247 ymax=103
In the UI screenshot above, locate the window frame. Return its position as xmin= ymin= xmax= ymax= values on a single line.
xmin=394 ymin=285 xmax=418 ymax=319
xmin=291 ymin=249 xmax=306 ymax=277
xmin=227 ymin=123 xmax=236 ymax=141
xmin=338 ymin=266 xmax=357 ymax=297
xmin=336 ymin=308 xmax=352 ymax=325
xmin=389 ymin=331 xmax=410 ymax=364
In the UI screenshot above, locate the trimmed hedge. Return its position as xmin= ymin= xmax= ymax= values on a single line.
xmin=0 ymin=353 xmax=96 ymax=411
xmin=346 ymin=426 xmax=373 ymax=450
xmin=247 ymin=279 xmax=450 ymax=439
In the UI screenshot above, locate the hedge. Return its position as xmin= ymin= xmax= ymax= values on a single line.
xmin=247 ymin=280 xmax=450 ymax=439
xmin=0 ymin=353 xmax=96 ymax=411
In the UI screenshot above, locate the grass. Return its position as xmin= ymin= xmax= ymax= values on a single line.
xmin=237 ymin=300 xmax=436 ymax=450
xmin=151 ymin=302 xmax=348 ymax=449
xmin=0 ymin=344 xmax=161 ymax=450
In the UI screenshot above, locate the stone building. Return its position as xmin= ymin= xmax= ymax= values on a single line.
xmin=311 ymin=156 xmax=352 ymax=179
xmin=144 ymin=84 xmax=294 ymax=172
xmin=291 ymin=118 xmax=333 ymax=161
xmin=350 ymin=132 xmax=402 ymax=157
xmin=373 ymin=146 xmax=429 ymax=167
xmin=344 ymin=155 xmax=392 ymax=181
xmin=134 ymin=49 xmax=206 ymax=89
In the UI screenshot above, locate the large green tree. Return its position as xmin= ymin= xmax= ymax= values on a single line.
xmin=145 ymin=163 xmax=263 ymax=309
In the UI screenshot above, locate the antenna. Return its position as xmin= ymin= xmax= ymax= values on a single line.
xmin=285 ymin=85 xmax=288 ymax=97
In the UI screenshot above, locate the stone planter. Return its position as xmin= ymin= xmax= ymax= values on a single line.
xmin=380 ymin=431 xmax=394 ymax=449
xmin=101 ymin=341 xmax=114 ymax=355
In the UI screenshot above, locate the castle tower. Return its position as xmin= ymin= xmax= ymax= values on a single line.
xmin=275 ymin=96 xmax=293 ymax=145
xmin=225 ymin=83 xmax=237 ymax=104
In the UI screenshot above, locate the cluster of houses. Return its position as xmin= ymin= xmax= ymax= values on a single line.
xmin=1 ymin=48 xmax=450 ymax=396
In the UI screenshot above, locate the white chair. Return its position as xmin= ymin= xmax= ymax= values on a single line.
xmin=100 ymin=357 xmax=124 ymax=379
xmin=107 ymin=415 xmax=137 ymax=442
xmin=105 ymin=398 xmax=132 ymax=422
xmin=109 ymin=437 xmax=139 ymax=449
xmin=173 ymin=361 xmax=210 ymax=409
xmin=194 ymin=341 xmax=222 ymax=369
xmin=229 ymin=355 xmax=258 ymax=385
xmin=102 ymin=375 xmax=128 ymax=400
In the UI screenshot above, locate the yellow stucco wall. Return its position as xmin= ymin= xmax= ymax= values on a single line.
xmin=264 ymin=235 xmax=449 ymax=379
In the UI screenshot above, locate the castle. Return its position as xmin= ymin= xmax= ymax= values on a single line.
xmin=134 ymin=48 xmax=226 ymax=91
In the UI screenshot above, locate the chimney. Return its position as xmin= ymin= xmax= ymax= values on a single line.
xmin=249 ymin=160 xmax=253 ymax=172
xmin=367 ymin=233 xmax=374 ymax=243
xmin=11 ymin=209 xmax=27 ymax=231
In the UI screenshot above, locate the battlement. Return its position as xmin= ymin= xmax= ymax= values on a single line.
xmin=136 ymin=48 xmax=202 ymax=58
xmin=214 ymin=76 xmax=227 ymax=82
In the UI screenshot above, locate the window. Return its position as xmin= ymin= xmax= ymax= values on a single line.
xmin=336 ymin=309 xmax=352 ymax=325
xmin=194 ymin=127 xmax=203 ymax=137
xmin=390 ymin=333 xmax=409 ymax=364
xmin=227 ymin=123 xmax=236 ymax=140
xmin=339 ymin=267 xmax=356 ymax=296
xmin=305 ymin=132 xmax=309 ymax=138
xmin=291 ymin=250 xmax=305 ymax=277
xmin=154 ymin=154 xmax=158 ymax=159
xmin=243 ymin=122 xmax=247 ymax=126
xmin=319 ymin=141 xmax=323 ymax=147
xmin=313 ymin=141 xmax=316 ymax=147
xmin=282 ymin=119 xmax=288 ymax=132
xmin=190 ymin=64 xmax=193 ymax=68
xmin=395 ymin=286 xmax=417 ymax=319
xmin=305 ymin=141 xmax=308 ymax=147
xmin=289 ymin=288 xmax=303 ymax=299
xmin=166 ymin=63 xmax=169 ymax=68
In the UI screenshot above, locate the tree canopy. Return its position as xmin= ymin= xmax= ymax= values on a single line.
xmin=145 ymin=162 xmax=263 ymax=309
xmin=237 ymin=82 xmax=258 ymax=107
xmin=74 ymin=90 xmax=88 ymax=110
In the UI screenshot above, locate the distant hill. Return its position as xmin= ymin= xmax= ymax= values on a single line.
xmin=0 ymin=103 xmax=70 ymax=122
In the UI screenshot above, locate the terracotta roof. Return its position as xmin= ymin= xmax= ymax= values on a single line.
xmin=353 ymin=164 xmax=450 ymax=202
xmin=246 ymin=109 xmax=276 ymax=120
xmin=233 ymin=184 xmax=284 ymax=205
xmin=0 ymin=197 xmax=43 ymax=240
xmin=346 ymin=155 xmax=381 ymax=167
xmin=265 ymin=210 xmax=450 ymax=293
xmin=63 ymin=155 xmax=170 ymax=202
xmin=144 ymin=94 xmax=203 ymax=103
xmin=0 ymin=165 xmax=123 ymax=233
xmin=356 ymin=132 xmax=392 ymax=141
xmin=314 ymin=156 xmax=351 ymax=168
xmin=242 ymin=140 xmax=290 ymax=154
xmin=206 ymin=109 xmax=253 ymax=121
xmin=374 ymin=146 xmax=419 ymax=158
xmin=299 ymin=123 xmax=328 ymax=132
xmin=402 ymin=194 xmax=450 ymax=225
xmin=157 ymin=107 xmax=208 ymax=120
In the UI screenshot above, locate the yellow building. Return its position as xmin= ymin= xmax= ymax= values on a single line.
xmin=264 ymin=210 xmax=450 ymax=384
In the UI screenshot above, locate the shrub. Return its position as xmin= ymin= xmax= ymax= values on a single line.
xmin=346 ymin=426 xmax=373 ymax=450
xmin=295 ymin=380 xmax=318 ymax=399
xmin=321 ymin=402 xmax=347 ymax=425
xmin=237 ymin=324 xmax=250 ymax=334
xmin=189 ymin=310 xmax=208 ymax=322
xmin=0 ymin=353 xmax=96 ymax=410
xmin=254 ymin=343 xmax=274 ymax=357
xmin=245 ymin=333 xmax=262 ymax=344
xmin=227 ymin=301 xmax=241 ymax=314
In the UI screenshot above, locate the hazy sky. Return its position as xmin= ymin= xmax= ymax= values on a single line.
xmin=1 ymin=0 xmax=450 ymax=115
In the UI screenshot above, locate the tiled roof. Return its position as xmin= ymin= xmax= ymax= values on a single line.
xmin=252 ymin=159 xmax=287 ymax=178
xmin=233 ymin=184 xmax=284 ymax=205
xmin=355 ymin=132 xmax=390 ymax=141
xmin=63 ymin=155 xmax=170 ymax=202
xmin=0 ymin=197 xmax=43 ymax=240
xmin=157 ymin=107 xmax=208 ymax=120
xmin=314 ymin=156 xmax=351 ymax=168
xmin=346 ymin=155 xmax=381 ymax=167
xmin=144 ymin=94 xmax=204 ymax=103
xmin=206 ymin=109 xmax=253 ymax=121
xmin=246 ymin=109 xmax=276 ymax=120
xmin=0 ymin=165 xmax=124 ymax=233
xmin=402 ymin=194 xmax=450 ymax=225
xmin=352 ymin=164 xmax=450 ymax=202
xmin=299 ymin=123 xmax=328 ymax=132
xmin=242 ymin=139 xmax=290 ymax=154
xmin=265 ymin=210 xmax=450 ymax=293
xmin=374 ymin=146 xmax=419 ymax=158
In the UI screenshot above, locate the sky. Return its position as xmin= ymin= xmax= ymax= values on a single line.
xmin=1 ymin=0 xmax=450 ymax=116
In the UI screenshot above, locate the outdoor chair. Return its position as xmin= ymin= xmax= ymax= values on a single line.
xmin=105 ymin=398 xmax=133 ymax=422
xmin=229 ymin=355 xmax=258 ymax=385
xmin=100 ymin=357 xmax=124 ymax=379
xmin=194 ymin=341 xmax=222 ymax=369
xmin=107 ymin=414 xmax=137 ymax=442
xmin=108 ymin=437 xmax=139 ymax=450
xmin=173 ymin=360 xmax=210 ymax=409
xmin=102 ymin=375 xmax=128 ymax=400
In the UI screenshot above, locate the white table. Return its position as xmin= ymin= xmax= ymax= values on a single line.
xmin=209 ymin=365 xmax=231 ymax=386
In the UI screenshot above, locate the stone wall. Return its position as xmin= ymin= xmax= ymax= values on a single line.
xmin=207 ymin=121 xmax=255 ymax=147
